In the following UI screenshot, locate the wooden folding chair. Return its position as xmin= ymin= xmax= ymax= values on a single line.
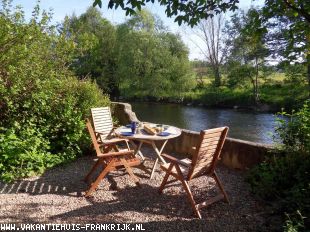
xmin=158 ymin=127 xmax=229 ymax=219
xmin=84 ymin=119 xmax=141 ymax=197
xmin=91 ymin=107 xmax=145 ymax=160
xmin=91 ymin=107 xmax=129 ymax=151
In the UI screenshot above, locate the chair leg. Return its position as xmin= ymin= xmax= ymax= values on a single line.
xmin=158 ymin=163 xmax=174 ymax=193
xmin=174 ymin=164 xmax=201 ymax=219
xmin=120 ymin=158 xmax=140 ymax=186
xmin=84 ymin=159 xmax=102 ymax=183
xmin=85 ymin=160 xmax=115 ymax=197
xmin=213 ymin=171 xmax=229 ymax=203
xmin=180 ymin=179 xmax=201 ymax=219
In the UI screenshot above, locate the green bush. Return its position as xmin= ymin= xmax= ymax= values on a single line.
xmin=275 ymin=101 xmax=310 ymax=153
xmin=199 ymin=86 xmax=253 ymax=106
xmin=0 ymin=1 xmax=110 ymax=181
xmin=247 ymin=100 xmax=310 ymax=231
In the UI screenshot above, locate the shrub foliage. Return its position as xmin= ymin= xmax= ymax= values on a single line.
xmin=247 ymin=101 xmax=310 ymax=230
xmin=0 ymin=1 xmax=110 ymax=181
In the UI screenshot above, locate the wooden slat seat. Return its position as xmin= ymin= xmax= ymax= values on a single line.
xmin=158 ymin=127 xmax=229 ymax=219
xmin=100 ymin=137 xmax=129 ymax=145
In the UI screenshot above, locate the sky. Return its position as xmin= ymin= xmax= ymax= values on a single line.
xmin=12 ymin=0 xmax=264 ymax=60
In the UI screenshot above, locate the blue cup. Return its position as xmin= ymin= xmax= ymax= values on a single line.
xmin=131 ymin=121 xmax=137 ymax=134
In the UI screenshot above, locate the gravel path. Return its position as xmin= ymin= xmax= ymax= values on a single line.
xmin=0 ymin=148 xmax=279 ymax=231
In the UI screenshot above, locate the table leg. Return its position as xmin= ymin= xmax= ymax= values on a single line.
xmin=150 ymin=158 xmax=159 ymax=179
xmin=150 ymin=140 xmax=168 ymax=179
xmin=129 ymin=140 xmax=145 ymax=160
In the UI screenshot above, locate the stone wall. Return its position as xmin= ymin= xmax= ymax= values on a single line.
xmin=111 ymin=102 xmax=273 ymax=170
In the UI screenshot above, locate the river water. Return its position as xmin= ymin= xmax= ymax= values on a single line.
xmin=130 ymin=102 xmax=278 ymax=144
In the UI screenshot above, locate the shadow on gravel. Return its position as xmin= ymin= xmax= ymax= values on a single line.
xmin=0 ymin=157 xmax=94 ymax=196
xmin=0 ymin=179 xmax=85 ymax=196
xmin=0 ymin=156 xmax=170 ymax=197
xmin=50 ymin=183 xmax=200 ymax=220
xmin=0 ymin=154 xmax=281 ymax=231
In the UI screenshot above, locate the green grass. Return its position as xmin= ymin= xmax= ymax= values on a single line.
xmin=186 ymin=72 xmax=308 ymax=111
xmin=264 ymin=72 xmax=286 ymax=83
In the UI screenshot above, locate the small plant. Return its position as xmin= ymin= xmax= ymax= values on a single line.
xmin=247 ymin=100 xmax=310 ymax=231
xmin=284 ymin=211 xmax=306 ymax=232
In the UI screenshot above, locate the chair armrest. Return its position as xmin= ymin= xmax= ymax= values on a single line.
xmin=95 ymin=131 xmax=128 ymax=143
xmin=98 ymin=150 xmax=134 ymax=158
xmin=104 ymin=138 xmax=129 ymax=144
xmin=161 ymin=153 xmax=191 ymax=167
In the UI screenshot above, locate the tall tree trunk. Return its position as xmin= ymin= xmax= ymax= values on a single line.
xmin=254 ymin=57 xmax=259 ymax=105
xmin=213 ymin=65 xmax=221 ymax=87
xmin=251 ymin=78 xmax=256 ymax=104
xmin=191 ymin=14 xmax=226 ymax=88
xmin=307 ymin=54 xmax=310 ymax=96
xmin=255 ymin=57 xmax=259 ymax=104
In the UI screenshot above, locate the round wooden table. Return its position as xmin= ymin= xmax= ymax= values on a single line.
xmin=115 ymin=123 xmax=182 ymax=179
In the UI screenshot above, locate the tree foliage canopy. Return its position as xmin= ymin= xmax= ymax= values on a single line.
xmin=64 ymin=7 xmax=118 ymax=95
xmin=115 ymin=10 xmax=194 ymax=99
xmin=93 ymin=0 xmax=239 ymax=26
xmin=65 ymin=8 xmax=194 ymax=100
xmin=224 ymin=8 xmax=269 ymax=102
xmin=92 ymin=0 xmax=310 ymax=26
xmin=262 ymin=0 xmax=310 ymax=91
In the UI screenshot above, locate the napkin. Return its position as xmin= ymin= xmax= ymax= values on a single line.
xmin=120 ymin=128 xmax=132 ymax=133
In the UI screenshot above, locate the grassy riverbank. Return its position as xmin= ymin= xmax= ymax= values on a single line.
xmin=121 ymin=72 xmax=308 ymax=113
xmin=183 ymin=83 xmax=308 ymax=111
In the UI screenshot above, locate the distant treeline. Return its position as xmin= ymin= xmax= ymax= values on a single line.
xmin=63 ymin=6 xmax=308 ymax=110
xmin=64 ymin=8 xmax=194 ymax=100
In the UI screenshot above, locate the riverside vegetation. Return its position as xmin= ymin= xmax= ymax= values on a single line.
xmin=64 ymin=3 xmax=308 ymax=111
xmin=0 ymin=1 xmax=110 ymax=181
xmin=0 ymin=0 xmax=309 ymax=231
xmin=247 ymin=101 xmax=310 ymax=231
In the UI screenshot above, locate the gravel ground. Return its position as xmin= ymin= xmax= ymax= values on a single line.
xmin=0 ymin=148 xmax=280 ymax=231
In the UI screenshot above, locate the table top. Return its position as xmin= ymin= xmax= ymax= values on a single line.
xmin=115 ymin=123 xmax=182 ymax=141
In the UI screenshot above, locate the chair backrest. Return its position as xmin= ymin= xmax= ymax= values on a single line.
xmin=91 ymin=107 xmax=114 ymax=141
xmin=86 ymin=119 xmax=103 ymax=157
xmin=187 ymin=127 xmax=228 ymax=180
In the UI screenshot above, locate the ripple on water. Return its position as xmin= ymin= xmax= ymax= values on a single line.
xmin=131 ymin=102 xmax=278 ymax=144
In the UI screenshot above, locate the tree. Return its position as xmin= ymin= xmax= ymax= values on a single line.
xmin=264 ymin=0 xmax=310 ymax=23
xmin=243 ymin=9 xmax=269 ymax=103
xmin=190 ymin=14 xmax=228 ymax=87
xmin=115 ymin=10 xmax=194 ymax=99
xmin=64 ymin=7 xmax=118 ymax=96
xmin=263 ymin=0 xmax=310 ymax=93
xmin=225 ymin=9 xmax=269 ymax=104
xmin=92 ymin=0 xmax=239 ymax=26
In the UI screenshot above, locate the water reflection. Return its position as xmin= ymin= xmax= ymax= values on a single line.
xmin=131 ymin=102 xmax=277 ymax=144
